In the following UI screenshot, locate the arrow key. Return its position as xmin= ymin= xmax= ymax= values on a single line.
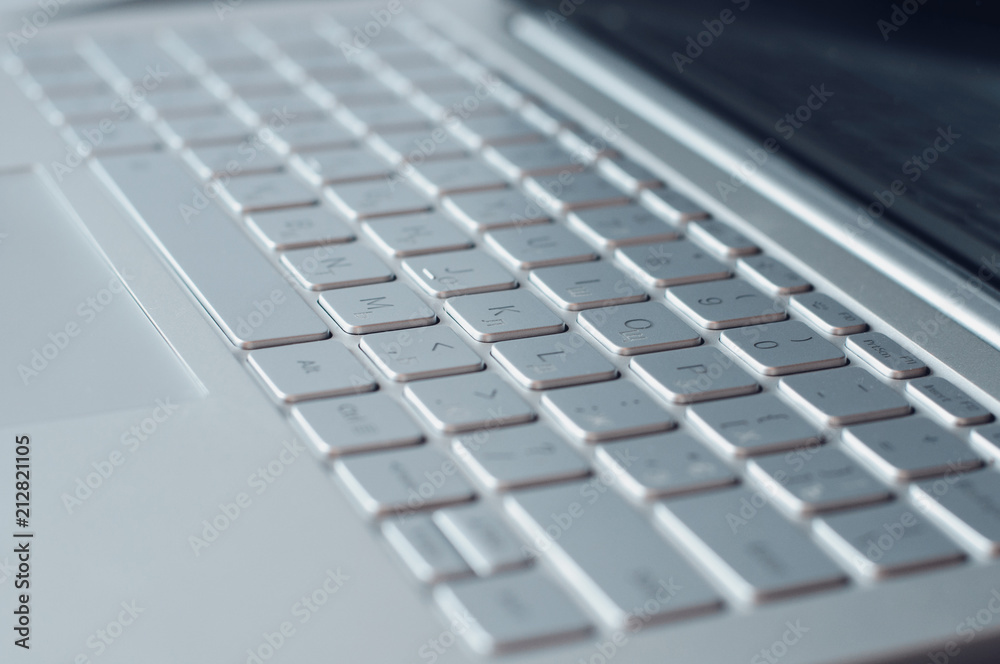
xmin=361 ymin=326 xmax=485 ymax=381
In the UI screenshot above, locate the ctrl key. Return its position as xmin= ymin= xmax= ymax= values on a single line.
xmin=434 ymin=568 xmax=591 ymax=655
xmin=292 ymin=393 xmax=423 ymax=457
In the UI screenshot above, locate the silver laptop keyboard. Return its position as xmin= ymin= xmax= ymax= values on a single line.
xmin=9 ymin=10 xmax=1000 ymax=656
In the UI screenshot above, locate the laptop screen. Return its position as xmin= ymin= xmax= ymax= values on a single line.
xmin=521 ymin=0 xmax=1000 ymax=289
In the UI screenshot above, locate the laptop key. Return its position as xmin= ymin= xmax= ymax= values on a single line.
xmin=433 ymin=503 xmax=532 ymax=575
xmin=363 ymin=212 xmax=473 ymax=257
xmin=666 ymin=279 xmax=787 ymax=330
xmin=524 ymin=172 xmax=631 ymax=215
xmin=595 ymin=433 xmax=736 ymax=500
xmin=445 ymin=289 xmax=566 ymax=342
xmin=366 ymin=128 xmax=468 ymax=163
xmin=815 ymin=503 xmax=965 ymax=578
xmin=577 ymin=301 xmax=701 ymax=355
xmin=361 ymin=326 xmax=484 ymax=381
xmin=843 ymin=416 xmax=984 ymax=481
xmin=685 ymin=220 xmax=759 ymax=257
xmin=247 ymin=340 xmax=375 ymax=402
xmin=485 ymin=224 xmax=597 ymax=270
xmin=335 ymin=445 xmax=475 ymax=517
xmin=541 ymin=380 xmax=673 ymax=441
xmin=568 ymin=204 xmax=680 ymax=249
xmin=289 ymin=147 xmax=392 ymax=186
xmin=408 ymin=158 xmax=508 ymax=197
xmin=491 ymin=333 xmax=618 ymax=390
xmin=911 ymin=470 xmax=1000 ymax=556
xmin=631 ymin=346 xmax=759 ymax=404
xmin=182 ymin=142 xmax=284 ymax=180
xmin=640 ymin=187 xmax=709 ymax=224
xmin=280 ymin=243 xmax=393 ymax=290
xmin=404 ymin=373 xmax=535 ymax=433
xmin=779 ymin=367 xmax=911 ymax=426
xmin=505 ymin=482 xmax=722 ymax=628
xmin=481 ymin=140 xmax=583 ymax=180
xmin=451 ymin=114 xmax=543 ymax=149
xmin=442 ymin=189 xmax=550 ymax=232
xmin=402 ymin=249 xmax=517 ymax=298
xmin=905 ymin=376 xmax=993 ymax=426
xmin=687 ymin=393 xmax=823 ymax=457
xmin=267 ymin=119 xmax=356 ymax=154
xmin=452 ymin=424 xmax=590 ymax=491
xmin=293 ymin=393 xmax=424 ymax=458
xmin=737 ymin=255 xmax=812 ymax=295
xmin=789 ymin=293 xmax=868 ymax=335
xmin=720 ymin=320 xmax=847 ymax=376
xmin=382 ymin=516 xmax=472 ymax=584
xmin=245 ymin=206 xmax=354 ymax=250
xmin=156 ymin=112 xmax=251 ymax=148
xmin=657 ymin=488 xmax=847 ymax=602
xmin=217 ymin=172 xmax=319 ymax=214
xmin=616 ymin=240 xmax=731 ymax=288
xmin=326 ymin=178 xmax=431 ymax=220
xmin=319 ymin=282 xmax=437 ymax=334
xmin=530 ymin=262 xmax=647 ymax=311
xmin=846 ymin=332 xmax=929 ymax=379
xmin=434 ymin=568 xmax=591 ymax=655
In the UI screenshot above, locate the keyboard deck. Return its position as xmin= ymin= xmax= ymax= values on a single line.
xmin=8 ymin=9 xmax=1000 ymax=657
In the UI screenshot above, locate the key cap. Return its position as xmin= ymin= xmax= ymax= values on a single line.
xmin=445 ymin=289 xmax=566 ymax=342
xmin=779 ymin=367 xmax=911 ymax=426
xmin=404 ymin=373 xmax=535 ymax=433
xmin=789 ymin=293 xmax=867 ymax=335
xmin=442 ymin=189 xmax=550 ymax=232
xmin=631 ymin=347 xmax=759 ymax=404
xmin=434 ymin=568 xmax=591 ymax=654
xmin=361 ymin=326 xmax=484 ymax=381
xmin=319 ymin=77 xmax=397 ymax=104
xmin=482 ymin=140 xmax=583 ymax=180
xmin=326 ymin=178 xmax=431 ymax=220
xmin=408 ymin=158 xmax=507 ymax=197
xmin=335 ymin=445 xmax=475 ymax=517
xmin=402 ymin=249 xmax=517 ymax=298
xmin=687 ymin=393 xmax=823 ymax=457
xmin=657 ymin=488 xmax=847 ymax=602
xmin=843 ymin=416 xmax=984 ymax=481
xmin=362 ymin=212 xmax=473 ymax=257
xmin=596 ymin=157 xmax=663 ymax=193
xmin=238 ymin=92 xmax=328 ymax=123
xmin=530 ymin=262 xmax=647 ymax=311
xmin=737 ymin=255 xmax=811 ymax=295
xmin=640 ymin=187 xmax=709 ymax=224
xmin=144 ymin=86 xmax=221 ymax=116
xmin=268 ymin=118 xmax=356 ymax=154
xmin=906 ymin=376 xmax=993 ymax=426
xmin=595 ymin=433 xmax=736 ymax=500
xmin=616 ymin=240 xmax=731 ymax=288
xmin=685 ymin=220 xmax=758 ymax=258
xmin=567 ymin=204 xmax=679 ymax=249
xmin=747 ymin=447 xmax=891 ymax=516
xmin=505 ymin=482 xmax=722 ymax=628
xmin=541 ymin=380 xmax=673 ymax=441
xmin=280 ymin=243 xmax=393 ymax=290
xmin=524 ymin=172 xmax=631 ymax=215
xmin=217 ymin=172 xmax=319 ymax=214
xmin=245 ymin=206 xmax=354 ymax=250
xmin=971 ymin=424 xmax=1000 ymax=462
xmin=63 ymin=120 xmax=163 ymax=155
xmin=382 ymin=516 xmax=472 ymax=583
xmin=289 ymin=147 xmax=392 ymax=185
xmin=491 ymin=333 xmax=618 ymax=390
xmin=451 ymin=113 xmax=543 ymax=148
xmin=182 ymin=142 xmax=284 ymax=179
xmin=666 ymin=279 xmax=787 ymax=330
xmin=293 ymin=392 xmax=424 ymax=458
xmin=248 ymin=340 xmax=376 ymax=402
xmin=155 ymin=112 xmax=252 ymax=147
xmin=577 ymin=301 xmax=701 ymax=355
xmin=911 ymin=470 xmax=1000 ymax=556
xmin=335 ymin=100 xmax=430 ymax=133
xmin=366 ymin=128 xmax=468 ymax=163
xmin=453 ymin=424 xmax=590 ymax=490
xmin=433 ymin=503 xmax=531 ymax=575
xmin=485 ymin=224 xmax=597 ymax=270
xmin=814 ymin=503 xmax=964 ymax=578
xmin=319 ymin=281 xmax=437 ymax=334
xmin=720 ymin=320 xmax=846 ymax=376
xmin=846 ymin=332 xmax=929 ymax=379
xmin=94 ymin=152 xmax=329 ymax=348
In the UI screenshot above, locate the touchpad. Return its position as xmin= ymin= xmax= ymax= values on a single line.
xmin=1 ymin=168 xmax=203 ymax=427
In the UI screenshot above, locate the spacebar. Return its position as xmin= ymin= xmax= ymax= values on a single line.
xmin=92 ymin=152 xmax=330 ymax=349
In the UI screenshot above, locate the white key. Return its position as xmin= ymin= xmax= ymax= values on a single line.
xmin=367 ymin=128 xmax=468 ymax=163
xmin=144 ymin=86 xmax=221 ymax=116
xmin=616 ymin=240 xmax=730 ymax=288
xmin=245 ymin=206 xmax=354 ymax=250
xmin=595 ymin=433 xmax=736 ymax=500
xmin=268 ymin=119 xmax=356 ymax=154
xmin=843 ymin=416 xmax=984 ymax=481
xmin=737 ymin=255 xmax=811 ymax=295
xmin=326 ymin=178 xmax=431 ymax=220
xmin=685 ymin=220 xmax=758 ymax=257
xmin=524 ymin=172 xmax=631 ymax=215
xmin=335 ymin=445 xmax=475 ymax=517
xmin=433 ymin=503 xmax=531 ymax=575
xmin=434 ymin=568 xmax=591 ymax=654
xmin=361 ymin=326 xmax=484 ymax=381
xmin=906 ymin=376 xmax=993 ymax=426
xmin=485 ymin=224 xmax=597 ymax=270
xmin=639 ymin=187 xmax=709 ymax=224
xmin=846 ymin=332 xmax=928 ymax=379
xmin=452 ymin=424 xmax=589 ymax=491
xmin=530 ymin=262 xmax=647 ymax=311
xmin=182 ymin=142 xmax=284 ymax=179
xmin=382 ymin=516 xmax=472 ymax=583
xmin=720 ymin=320 xmax=847 ymax=376
xmin=363 ymin=212 xmax=473 ymax=257
xmin=567 ymin=204 xmax=679 ymax=249
xmin=482 ymin=140 xmax=583 ymax=180
xmin=657 ymin=488 xmax=847 ymax=602
xmin=505 ymin=482 xmax=722 ymax=628
xmin=450 ymin=113 xmax=543 ymax=149
xmin=402 ymin=249 xmax=517 ymax=298
xmin=577 ymin=301 xmax=701 ymax=355
xmin=293 ymin=393 xmax=423 ymax=458
xmin=541 ymin=380 xmax=673 ymax=441
xmin=789 ymin=293 xmax=867 ymax=335
xmin=666 ymin=279 xmax=786 ymax=330
xmin=319 ymin=282 xmax=437 ymax=334
xmin=687 ymin=393 xmax=823 ymax=457
xmin=64 ymin=120 xmax=162 ymax=155
xmin=491 ymin=333 xmax=618 ymax=390
xmin=911 ymin=470 xmax=1000 ymax=556
xmin=289 ymin=147 xmax=392 ymax=186
xmin=442 ymin=189 xmax=550 ymax=232
xmin=217 ymin=172 xmax=319 ymax=214
xmin=408 ymin=158 xmax=507 ymax=197
xmin=779 ymin=367 xmax=911 ymax=427
xmin=404 ymin=373 xmax=535 ymax=433
xmin=280 ymin=243 xmax=393 ymax=290
xmin=247 ymin=340 xmax=376 ymax=402
xmin=335 ymin=100 xmax=430 ymax=133
xmin=156 ymin=112 xmax=251 ymax=148
xmin=631 ymin=347 xmax=759 ymax=404
xmin=233 ymin=91 xmax=326 ymax=124
xmin=445 ymin=289 xmax=566 ymax=342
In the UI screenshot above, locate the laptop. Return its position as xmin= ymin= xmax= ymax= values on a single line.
xmin=3 ymin=0 xmax=1000 ymax=662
